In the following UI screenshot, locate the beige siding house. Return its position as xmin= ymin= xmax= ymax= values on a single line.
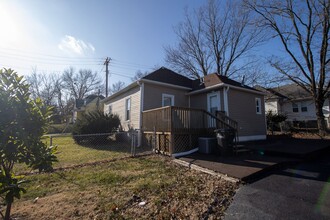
xmin=102 ymin=67 xmax=267 ymax=143
xmin=73 ymin=95 xmax=104 ymax=122
xmin=103 ymin=84 xmax=141 ymax=130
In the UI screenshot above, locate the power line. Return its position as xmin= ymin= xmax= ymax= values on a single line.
xmin=0 ymin=47 xmax=104 ymax=61
xmin=110 ymin=71 xmax=134 ymax=79
xmin=0 ymin=47 xmax=159 ymax=77
xmin=0 ymin=47 xmax=158 ymax=71
xmin=0 ymin=54 xmax=103 ymax=66
xmin=111 ymin=59 xmax=153 ymax=69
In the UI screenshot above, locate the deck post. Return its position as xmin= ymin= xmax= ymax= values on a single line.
xmin=169 ymin=106 xmax=174 ymax=155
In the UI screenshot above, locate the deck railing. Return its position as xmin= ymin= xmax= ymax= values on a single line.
xmin=216 ymin=111 xmax=238 ymax=130
xmin=142 ymin=106 xmax=237 ymax=133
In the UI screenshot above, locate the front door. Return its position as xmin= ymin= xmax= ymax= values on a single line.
xmin=207 ymin=92 xmax=221 ymax=127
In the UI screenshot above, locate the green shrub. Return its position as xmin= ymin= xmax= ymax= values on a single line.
xmin=266 ymin=110 xmax=287 ymax=133
xmin=47 ymin=123 xmax=73 ymax=134
xmin=72 ymin=111 xmax=121 ymax=145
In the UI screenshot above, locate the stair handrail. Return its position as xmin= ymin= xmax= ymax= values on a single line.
xmin=216 ymin=111 xmax=238 ymax=130
xmin=203 ymin=110 xmax=236 ymax=130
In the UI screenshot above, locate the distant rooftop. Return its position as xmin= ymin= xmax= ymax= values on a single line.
xmin=257 ymin=84 xmax=311 ymax=101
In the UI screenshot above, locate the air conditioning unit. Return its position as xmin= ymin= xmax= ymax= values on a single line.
xmin=198 ymin=137 xmax=217 ymax=154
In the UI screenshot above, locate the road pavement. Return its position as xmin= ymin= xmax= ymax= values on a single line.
xmin=225 ymin=154 xmax=330 ymax=220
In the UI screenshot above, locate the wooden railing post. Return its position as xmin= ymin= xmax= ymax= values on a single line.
xmin=169 ymin=106 xmax=174 ymax=155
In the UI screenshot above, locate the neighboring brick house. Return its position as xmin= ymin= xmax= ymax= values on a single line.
xmin=73 ymin=94 xmax=104 ymax=122
xmin=258 ymin=84 xmax=330 ymax=127
xmin=102 ymin=67 xmax=267 ymax=143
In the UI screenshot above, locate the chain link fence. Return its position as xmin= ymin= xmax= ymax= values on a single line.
xmin=40 ymin=131 xmax=153 ymax=170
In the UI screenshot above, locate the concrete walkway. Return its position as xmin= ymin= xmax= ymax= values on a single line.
xmin=178 ymin=153 xmax=298 ymax=182
xmin=177 ymin=137 xmax=330 ymax=182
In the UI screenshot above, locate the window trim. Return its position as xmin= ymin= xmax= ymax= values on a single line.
xmin=108 ymin=104 xmax=113 ymax=115
xmin=162 ymin=93 xmax=175 ymax=107
xmin=255 ymin=97 xmax=262 ymax=114
xmin=125 ymin=98 xmax=131 ymax=121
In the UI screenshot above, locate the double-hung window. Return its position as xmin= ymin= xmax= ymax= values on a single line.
xmin=108 ymin=105 xmax=112 ymax=115
xmin=162 ymin=94 xmax=174 ymax=107
xmin=125 ymin=98 xmax=131 ymax=121
xmin=162 ymin=94 xmax=174 ymax=121
xmin=292 ymin=103 xmax=299 ymax=112
xmin=301 ymin=102 xmax=308 ymax=112
xmin=255 ymin=98 xmax=261 ymax=114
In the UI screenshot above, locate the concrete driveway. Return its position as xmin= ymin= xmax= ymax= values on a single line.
xmin=224 ymin=154 xmax=330 ymax=220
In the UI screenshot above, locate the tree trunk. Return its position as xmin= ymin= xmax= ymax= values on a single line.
xmin=4 ymin=201 xmax=12 ymax=220
xmin=315 ymin=100 xmax=327 ymax=136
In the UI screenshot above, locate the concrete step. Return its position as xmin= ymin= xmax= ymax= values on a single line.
xmin=234 ymin=145 xmax=252 ymax=155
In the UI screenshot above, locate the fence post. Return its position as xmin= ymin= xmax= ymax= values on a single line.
xmin=50 ymin=136 xmax=53 ymax=147
xmin=131 ymin=131 xmax=137 ymax=157
xmin=153 ymin=126 xmax=156 ymax=152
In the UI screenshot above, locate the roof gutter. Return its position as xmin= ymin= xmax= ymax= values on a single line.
xmin=187 ymin=83 xmax=265 ymax=96
xmin=102 ymin=81 xmax=139 ymax=103
xmin=139 ymin=79 xmax=191 ymax=91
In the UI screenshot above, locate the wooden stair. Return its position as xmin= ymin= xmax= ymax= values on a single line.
xmin=234 ymin=144 xmax=252 ymax=155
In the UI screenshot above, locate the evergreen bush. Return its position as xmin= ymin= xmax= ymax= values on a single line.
xmin=72 ymin=111 xmax=121 ymax=145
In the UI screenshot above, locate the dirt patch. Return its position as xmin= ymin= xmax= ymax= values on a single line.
xmin=11 ymin=155 xmax=239 ymax=219
xmin=290 ymin=132 xmax=330 ymax=139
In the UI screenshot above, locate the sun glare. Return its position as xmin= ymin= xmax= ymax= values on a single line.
xmin=0 ymin=2 xmax=24 ymax=48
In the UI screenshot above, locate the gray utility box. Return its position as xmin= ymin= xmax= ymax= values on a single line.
xmin=198 ymin=137 xmax=217 ymax=154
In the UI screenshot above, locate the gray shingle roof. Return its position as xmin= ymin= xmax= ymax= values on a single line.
xmin=142 ymin=67 xmax=192 ymax=88
xmin=143 ymin=67 xmax=258 ymax=92
xmin=262 ymin=84 xmax=311 ymax=100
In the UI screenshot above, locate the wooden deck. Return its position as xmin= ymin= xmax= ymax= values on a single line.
xmin=142 ymin=106 xmax=238 ymax=155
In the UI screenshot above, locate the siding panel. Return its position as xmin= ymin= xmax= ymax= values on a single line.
xmin=143 ymin=83 xmax=189 ymax=110
xmin=228 ymin=89 xmax=266 ymax=137
xmin=103 ymin=86 xmax=141 ymax=130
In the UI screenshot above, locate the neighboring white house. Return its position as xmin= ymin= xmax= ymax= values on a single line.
xmin=257 ymin=84 xmax=330 ymax=127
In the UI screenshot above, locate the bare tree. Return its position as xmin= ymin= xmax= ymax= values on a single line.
xmin=131 ymin=70 xmax=149 ymax=82
xmin=26 ymin=68 xmax=62 ymax=106
xmin=246 ymin=0 xmax=330 ymax=134
xmin=110 ymin=81 xmax=126 ymax=95
xmin=62 ymin=67 xmax=101 ymax=100
xmin=165 ymin=0 xmax=265 ymax=79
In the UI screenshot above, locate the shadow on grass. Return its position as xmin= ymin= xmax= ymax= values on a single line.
xmin=73 ymin=134 xmax=152 ymax=155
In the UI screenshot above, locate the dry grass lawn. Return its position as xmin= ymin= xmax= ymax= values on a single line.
xmin=11 ymin=155 xmax=238 ymax=219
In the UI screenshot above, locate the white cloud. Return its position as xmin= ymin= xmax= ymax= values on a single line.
xmin=58 ymin=35 xmax=95 ymax=55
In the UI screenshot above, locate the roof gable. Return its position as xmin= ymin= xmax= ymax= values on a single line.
xmin=76 ymin=95 xmax=105 ymax=108
xmin=142 ymin=67 xmax=192 ymax=88
xmin=191 ymin=73 xmax=257 ymax=92
xmin=265 ymin=84 xmax=311 ymax=100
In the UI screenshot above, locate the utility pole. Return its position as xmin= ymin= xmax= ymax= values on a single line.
xmin=104 ymin=57 xmax=111 ymax=97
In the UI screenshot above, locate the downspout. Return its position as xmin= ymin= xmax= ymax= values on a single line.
xmin=138 ymin=81 xmax=144 ymax=147
xmin=223 ymin=86 xmax=230 ymax=116
xmin=188 ymin=94 xmax=191 ymax=108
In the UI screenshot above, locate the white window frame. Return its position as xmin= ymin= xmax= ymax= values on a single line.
xmin=125 ymin=98 xmax=131 ymax=121
xmin=162 ymin=94 xmax=175 ymax=107
xmin=256 ymin=97 xmax=262 ymax=114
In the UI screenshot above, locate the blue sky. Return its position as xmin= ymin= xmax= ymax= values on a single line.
xmin=0 ymin=0 xmax=207 ymax=85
